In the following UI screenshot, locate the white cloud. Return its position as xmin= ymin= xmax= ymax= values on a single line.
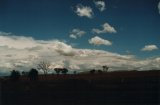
xmin=89 ymin=36 xmax=112 ymax=46
xmin=75 ymin=4 xmax=93 ymax=18
xmin=69 ymin=29 xmax=86 ymax=39
xmin=94 ymin=0 xmax=106 ymax=12
xmin=141 ymin=45 xmax=158 ymax=51
xmin=0 ymin=35 xmax=37 ymax=49
xmin=158 ymin=1 xmax=160 ymax=14
xmin=53 ymin=41 xmax=76 ymax=56
xmin=0 ymin=32 xmax=160 ymax=75
xmin=92 ymin=22 xmax=117 ymax=34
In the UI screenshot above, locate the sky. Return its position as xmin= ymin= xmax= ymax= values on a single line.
xmin=0 ymin=0 xmax=160 ymax=75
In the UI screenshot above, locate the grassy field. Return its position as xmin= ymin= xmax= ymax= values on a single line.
xmin=1 ymin=70 xmax=160 ymax=105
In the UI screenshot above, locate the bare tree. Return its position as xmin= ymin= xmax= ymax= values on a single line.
xmin=102 ymin=65 xmax=109 ymax=72
xmin=37 ymin=60 xmax=51 ymax=75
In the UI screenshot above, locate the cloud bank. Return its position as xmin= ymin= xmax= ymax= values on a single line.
xmin=0 ymin=32 xmax=160 ymax=75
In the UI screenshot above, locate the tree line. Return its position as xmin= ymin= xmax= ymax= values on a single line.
xmin=9 ymin=60 xmax=109 ymax=81
xmin=10 ymin=68 xmax=69 ymax=81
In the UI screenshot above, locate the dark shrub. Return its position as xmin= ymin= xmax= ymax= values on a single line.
xmin=90 ymin=69 xmax=96 ymax=74
xmin=10 ymin=70 xmax=20 ymax=81
xmin=98 ymin=70 xmax=103 ymax=73
xmin=28 ymin=68 xmax=38 ymax=81
xmin=61 ymin=68 xmax=68 ymax=74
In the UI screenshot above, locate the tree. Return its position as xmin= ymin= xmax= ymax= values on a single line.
xmin=22 ymin=71 xmax=28 ymax=76
xmin=10 ymin=70 xmax=20 ymax=81
xmin=90 ymin=69 xmax=96 ymax=74
xmin=54 ymin=68 xmax=61 ymax=75
xmin=22 ymin=71 xmax=25 ymax=75
xmin=98 ymin=70 xmax=103 ymax=73
xmin=37 ymin=60 xmax=51 ymax=75
xmin=28 ymin=68 xmax=38 ymax=81
xmin=102 ymin=65 xmax=109 ymax=72
xmin=61 ymin=68 xmax=68 ymax=74
xmin=73 ymin=71 xmax=77 ymax=75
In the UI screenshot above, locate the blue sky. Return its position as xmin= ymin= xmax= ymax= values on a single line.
xmin=0 ymin=0 xmax=160 ymax=75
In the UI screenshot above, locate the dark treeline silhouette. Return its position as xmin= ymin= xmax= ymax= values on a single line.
xmin=54 ymin=68 xmax=61 ymax=74
xmin=9 ymin=67 xmax=69 ymax=81
xmin=89 ymin=65 xmax=109 ymax=74
xmin=90 ymin=69 xmax=96 ymax=74
xmin=54 ymin=68 xmax=68 ymax=74
xmin=97 ymin=69 xmax=103 ymax=73
xmin=8 ymin=64 xmax=109 ymax=82
xmin=89 ymin=69 xmax=103 ymax=74
xmin=28 ymin=68 xmax=38 ymax=81
xmin=102 ymin=65 xmax=109 ymax=72
xmin=10 ymin=69 xmax=38 ymax=81
xmin=22 ymin=71 xmax=28 ymax=75
xmin=10 ymin=70 xmax=20 ymax=81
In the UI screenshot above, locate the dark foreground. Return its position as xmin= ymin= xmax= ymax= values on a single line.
xmin=1 ymin=70 xmax=160 ymax=105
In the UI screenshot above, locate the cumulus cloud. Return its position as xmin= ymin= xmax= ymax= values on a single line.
xmin=75 ymin=4 xmax=93 ymax=18
xmin=69 ymin=29 xmax=86 ymax=39
xmin=53 ymin=41 xmax=76 ymax=56
xmin=92 ymin=22 xmax=117 ymax=34
xmin=0 ymin=32 xmax=160 ymax=75
xmin=89 ymin=36 xmax=112 ymax=46
xmin=158 ymin=1 xmax=160 ymax=14
xmin=94 ymin=0 xmax=106 ymax=12
xmin=141 ymin=45 xmax=158 ymax=51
